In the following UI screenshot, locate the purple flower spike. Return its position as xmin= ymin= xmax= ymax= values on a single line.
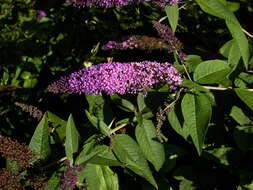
xmin=102 ymin=35 xmax=168 ymax=52
xmin=48 ymin=61 xmax=182 ymax=95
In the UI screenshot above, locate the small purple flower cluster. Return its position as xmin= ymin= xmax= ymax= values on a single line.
xmin=68 ymin=0 xmax=179 ymax=8
xmin=60 ymin=160 xmax=83 ymax=190
xmin=152 ymin=21 xmax=183 ymax=52
xmin=48 ymin=61 xmax=182 ymax=95
xmin=152 ymin=21 xmax=187 ymax=61
xmin=102 ymin=36 xmax=138 ymax=50
xmin=154 ymin=0 xmax=180 ymax=7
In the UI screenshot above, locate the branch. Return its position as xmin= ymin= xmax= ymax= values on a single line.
xmin=41 ymin=156 xmax=67 ymax=170
xmin=203 ymin=86 xmax=253 ymax=92
xmin=242 ymin=28 xmax=253 ymax=38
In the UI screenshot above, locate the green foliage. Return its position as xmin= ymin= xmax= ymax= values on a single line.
xmin=1 ymin=0 xmax=253 ymax=189
xmin=113 ymin=134 xmax=158 ymax=188
xmin=193 ymin=59 xmax=231 ymax=84
xmin=181 ymin=92 xmax=212 ymax=155
xmin=65 ymin=114 xmax=80 ymax=165
xmin=84 ymin=164 xmax=119 ymax=190
xmin=165 ymin=4 xmax=179 ymax=32
xmin=29 ymin=113 xmax=51 ymax=160
xmin=135 ymin=119 xmax=165 ymax=171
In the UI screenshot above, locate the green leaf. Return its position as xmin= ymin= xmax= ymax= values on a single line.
xmin=219 ymin=39 xmax=234 ymax=58
xmin=29 ymin=113 xmax=51 ymax=160
xmin=235 ymin=89 xmax=253 ymax=111
xmin=44 ymin=171 xmax=61 ymax=190
xmin=230 ymin=106 xmax=251 ymax=125
xmin=137 ymin=93 xmax=147 ymax=113
xmin=181 ymin=93 xmax=212 ymax=155
xmin=195 ymin=0 xmax=238 ymax=24
xmin=112 ymin=134 xmax=157 ymax=189
xmin=167 ymin=105 xmax=188 ymax=139
xmin=226 ymin=20 xmax=249 ymax=69
xmin=227 ymin=39 xmax=241 ymax=68
xmin=89 ymin=145 xmax=122 ymax=166
xmin=165 ymin=4 xmax=179 ymax=32
xmin=75 ymin=139 xmax=105 ymax=165
xmin=47 ymin=112 xmax=67 ymax=141
xmin=111 ymin=95 xmax=136 ymax=112
xmin=226 ymin=1 xmax=240 ymax=12
xmin=179 ymin=179 xmax=196 ymax=190
xmin=86 ymin=95 xmax=114 ymax=123
xmin=195 ymin=0 xmax=249 ymax=68
xmin=135 ymin=119 xmax=165 ymax=171
xmin=85 ymin=110 xmax=99 ymax=129
xmin=193 ymin=59 xmax=231 ymax=84
xmin=65 ymin=114 xmax=80 ymax=165
xmin=84 ymin=164 xmax=119 ymax=190
xmin=99 ymin=120 xmax=110 ymax=136
xmin=121 ymin=99 xmax=136 ymax=112
xmin=235 ymin=72 xmax=253 ymax=89
xmin=207 ymin=146 xmax=234 ymax=166
xmin=185 ymin=55 xmax=202 ymax=73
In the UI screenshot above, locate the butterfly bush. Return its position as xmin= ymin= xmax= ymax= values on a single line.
xmin=102 ymin=35 xmax=169 ymax=52
xmin=68 ymin=0 xmax=180 ymax=8
xmin=48 ymin=61 xmax=182 ymax=95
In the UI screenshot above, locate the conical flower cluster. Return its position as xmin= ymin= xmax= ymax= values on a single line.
xmin=102 ymin=35 xmax=169 ymax=52
xmin=48 ymin=61 xmax=182 ymax=95
xmin=15 ymin=102 xmax=43 ymax=121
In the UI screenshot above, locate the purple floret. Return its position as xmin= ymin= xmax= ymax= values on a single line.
xmin=48 ymin=61 xmax=182 ymax=95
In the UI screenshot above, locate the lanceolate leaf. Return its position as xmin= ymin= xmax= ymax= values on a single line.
xmin=29 ymin=113 xmax=51 ymax=160
xmin=84 ymin=164 xmax=119 ymax=190
xmin=195 ymin=0 xmax=238 ymax=24
xmin=226 ymin=20 xmax=249 ymax=69
xmin=227 ymin=40 xmax=241 ymax=68
xmin=195 ymin=0 xmax=249 ymax=68
xmin=65 ymin=114 xmax=80 ymax=165
xmin=112 ymin=134 xmax=158 ymax=189
xmin=193 ymin=60 xmax=230 ymax=84
xmin=235 ymin=89 xmax=253 ymax=111
xmin=135 ymin=119 xmax=165 ymax=171
xmin=165 ymin=4 xmax=179 ymax=32
xmin=181 ymin=93 xmax=212 ymax=155
xmin=137 ymin=93 xmax=147 ymax=113
xmin=167 ymin=104 xmax=188 ymax=139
